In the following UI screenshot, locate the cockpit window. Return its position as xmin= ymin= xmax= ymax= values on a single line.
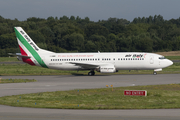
xmin=159 ymin=56 xmax=166 ymax=59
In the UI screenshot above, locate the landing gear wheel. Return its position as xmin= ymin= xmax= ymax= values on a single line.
xmin=88 ymin=71 xmax=95 ymax=76
xmin=153 ymin=71 xmax=157 ymax=75
xmin=88 ymin=72 xmax=92 ymax=76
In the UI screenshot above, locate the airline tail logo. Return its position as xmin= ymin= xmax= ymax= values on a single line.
xmin=14 ymin=27 xmax=48 ymax=68
xmin=19 ymin=30 xmax=39 ymax=51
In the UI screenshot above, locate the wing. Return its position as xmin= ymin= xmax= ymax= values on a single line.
xmin=69 ymin=62 xmax=99 ymax=69
xmin=69 ymin=62 xmax=114 ymax=69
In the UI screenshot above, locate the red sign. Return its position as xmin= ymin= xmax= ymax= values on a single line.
xmin=124 ymin=90 xmax=147 ymax=96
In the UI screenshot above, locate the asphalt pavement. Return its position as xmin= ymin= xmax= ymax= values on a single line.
xmin=0 ymin=74 xmax=180 ymax=120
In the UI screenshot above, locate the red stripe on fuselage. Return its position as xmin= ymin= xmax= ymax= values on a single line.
xmin=19 ymin=45 xmax=36 ymax=66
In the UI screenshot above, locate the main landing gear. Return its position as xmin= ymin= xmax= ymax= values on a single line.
xmin=88 ymin=71 xmax=95 ymax=76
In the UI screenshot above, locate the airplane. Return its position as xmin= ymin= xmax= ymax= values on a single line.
xmin=12 ymin=27 xmax=173 ymax=76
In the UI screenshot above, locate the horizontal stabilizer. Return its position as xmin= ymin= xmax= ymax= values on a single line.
xmin=8 ymin=53 xmax=31 ymax=58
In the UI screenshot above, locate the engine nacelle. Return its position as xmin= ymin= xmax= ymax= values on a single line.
xmin=99 ymin=65 xmax=116 ymax=73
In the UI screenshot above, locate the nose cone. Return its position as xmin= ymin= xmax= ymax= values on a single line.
xmin=161 ymin=59 xmax=173 ymax=68
xmin=170 ymin=60 xmax=173 ymax=65
xmin=167 ymin=59 xmax=173 ymax=67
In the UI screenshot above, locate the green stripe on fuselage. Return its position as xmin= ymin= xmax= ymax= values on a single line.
xmin=14 ymin=27 xmax=48 ymax=68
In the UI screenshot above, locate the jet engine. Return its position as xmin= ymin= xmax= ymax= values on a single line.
xmin=97 ymin=65 xmax=116 ymax=73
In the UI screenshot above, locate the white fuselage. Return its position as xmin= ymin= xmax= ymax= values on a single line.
xmin=40 ymin=52 xmax=173 ymax=71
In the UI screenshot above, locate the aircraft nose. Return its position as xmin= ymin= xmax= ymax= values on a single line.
xmin=161 ymin=59 xmax=173 ymax=68
xmin=168 ymin=60 xmax=173 ymax=66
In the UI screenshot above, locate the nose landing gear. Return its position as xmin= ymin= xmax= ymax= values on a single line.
xmin=153 ymin=71 xmax=157 ymax=75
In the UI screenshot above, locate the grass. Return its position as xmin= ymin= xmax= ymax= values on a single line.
xmin=0 ymin=84 xmax=180 ymax=109
xmin=165 ymin=56 xmax=180 ymax=60
xmin=0 ymin=78 xmax=36 ymax=84
xmin=0 ymin=62 xmax=179 ymax=75
xmin=0 ymin=63 xmax=88 ymax=75
xmin=0 ymin=57 xmax=19 ymax=62
xmin=0 ymin=64 xmax=176 ymax=75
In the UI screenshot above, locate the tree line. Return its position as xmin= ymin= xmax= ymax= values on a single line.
xmin=1 ymin=15 xmax=180 ymax=56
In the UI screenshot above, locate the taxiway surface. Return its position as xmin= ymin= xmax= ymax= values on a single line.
xmin=0 ymin=74 xmax=180 ymax=120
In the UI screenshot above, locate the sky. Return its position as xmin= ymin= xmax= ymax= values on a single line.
xmin=0 ymin=0 xmax=180 ymax=22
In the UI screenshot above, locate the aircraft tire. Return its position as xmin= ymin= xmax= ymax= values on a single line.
xmin=88 ymin=71 xmax=95 ymax=76
xmin=88 ymin=72 xmax=92 ymax=76
xmin=153 ymin=71 xmax=157 ymax=75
